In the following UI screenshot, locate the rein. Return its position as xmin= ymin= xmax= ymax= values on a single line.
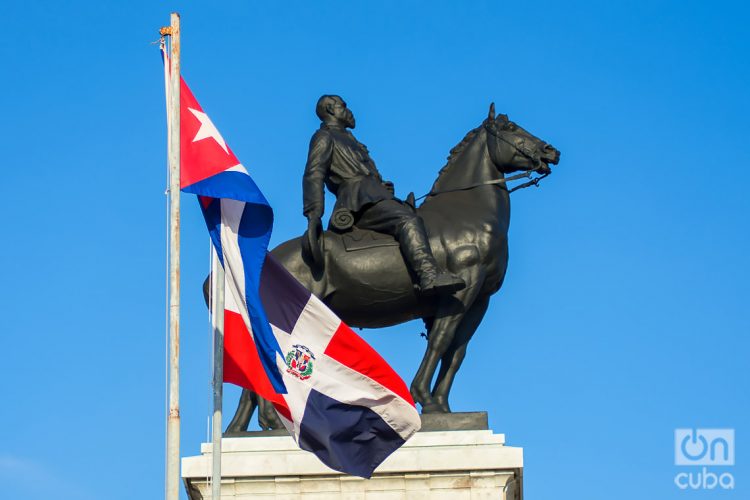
xmin=416 ymin=167 xmax=547 ymax=201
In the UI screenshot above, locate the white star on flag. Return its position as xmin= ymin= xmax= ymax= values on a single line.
xmin=188 ymin=107 xmax=229 ymax=153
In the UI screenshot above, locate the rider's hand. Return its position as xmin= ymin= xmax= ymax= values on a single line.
xmin=383 ymin=181 xmax=395 ymax=196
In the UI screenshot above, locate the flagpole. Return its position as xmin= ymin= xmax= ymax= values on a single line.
xmin=165 ymin=11 xmax=181 ymax=500
xmin=210 ymin=248 xmax=225 ymax=499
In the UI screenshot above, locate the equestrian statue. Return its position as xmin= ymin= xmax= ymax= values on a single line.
xmin=212 ymin=95 xmax=561 ymax=431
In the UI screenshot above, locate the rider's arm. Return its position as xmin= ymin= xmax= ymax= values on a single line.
xmin=303 ymin=130 xmax=333 ymax=219
xmin=371 ymin=161 xmax=394 ymax=195
xmin=364 ymin=150 xmax=392 ymax=192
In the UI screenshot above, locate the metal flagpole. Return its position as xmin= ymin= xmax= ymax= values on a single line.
xmin=164 ymin=11 xmax=181 ymax=500
xmin=210 ymin=248 xmax=225 ymax=499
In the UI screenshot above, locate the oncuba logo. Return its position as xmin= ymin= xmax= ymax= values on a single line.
xmin=674 ymin=429 xmax=734 ymax=490
xmin=285 ymin=344 xmax=315 ymax=381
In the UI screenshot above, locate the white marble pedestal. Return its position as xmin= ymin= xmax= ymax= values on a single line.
xmin=182 ymin=428 xmax=523 ymax=499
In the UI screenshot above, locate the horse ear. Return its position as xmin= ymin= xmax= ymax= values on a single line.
xmin=488 ymin=102 xmax=495 ymax=121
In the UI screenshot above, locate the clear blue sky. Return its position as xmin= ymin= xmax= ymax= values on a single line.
xmin=1 ymin=1 xmax=747 ymax=499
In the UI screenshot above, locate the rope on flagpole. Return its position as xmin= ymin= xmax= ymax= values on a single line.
xmin=160 ymin=32 xmax=171 ymax=500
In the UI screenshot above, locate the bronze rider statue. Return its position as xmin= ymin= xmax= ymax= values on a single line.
xmin=303 ymin=95 xmax=466 ymax=295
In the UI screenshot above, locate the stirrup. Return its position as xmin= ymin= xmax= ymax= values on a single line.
xmin=420 ymin=272 xmax=466 ymax=295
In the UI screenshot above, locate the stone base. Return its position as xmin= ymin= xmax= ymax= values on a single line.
xmin=183 ymin=421 xmax=522 ymax=499
xmin=223 ymin=412 xmax=491 ymax=439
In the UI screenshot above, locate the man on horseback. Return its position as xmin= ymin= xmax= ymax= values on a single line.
xmin=303 ymin=95 xmax=465 ymax=295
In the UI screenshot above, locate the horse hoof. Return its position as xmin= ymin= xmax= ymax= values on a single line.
xmin=421 ymin=402 xmax=448 ymax=414
xmin=410 ymin=386 xmax=431 ymax=408
xmin=226 ymin=421 xmax=246 ymax=434
xmin=259 ymin=410 xmax=283 ymax=430
xmin=437 ymin=402 xmax=451 ymax=413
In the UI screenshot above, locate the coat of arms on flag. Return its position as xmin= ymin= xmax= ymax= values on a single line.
xmin=285 ymin=345 xmax=315 ymax=380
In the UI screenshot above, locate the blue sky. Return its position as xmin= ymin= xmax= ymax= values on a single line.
xmin=1 ymin=1 xmax=748 ymax=498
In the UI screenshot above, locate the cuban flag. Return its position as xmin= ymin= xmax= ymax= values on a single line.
xmin=168 ymin=64 xmax=421 ymax=478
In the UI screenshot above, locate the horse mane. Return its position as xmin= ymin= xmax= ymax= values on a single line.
xmin=437 ymin=124 xmax=483 ymax=176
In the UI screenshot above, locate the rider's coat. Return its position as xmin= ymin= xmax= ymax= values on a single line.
xmin=302 ymin=122 xmax=393 ymax=219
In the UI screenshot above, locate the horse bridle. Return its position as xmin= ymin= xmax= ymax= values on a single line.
xmin=419 ymin=120 xmax=550 ymax=201
xmin=486 ymin=119 xmax=544 ymax=165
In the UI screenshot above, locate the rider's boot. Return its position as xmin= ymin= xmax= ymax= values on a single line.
xmin=399 ymin=219 xmax=466 ymax=295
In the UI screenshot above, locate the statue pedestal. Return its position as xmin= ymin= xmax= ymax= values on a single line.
xmin=182 ymin=413 xmax=523 ymax=499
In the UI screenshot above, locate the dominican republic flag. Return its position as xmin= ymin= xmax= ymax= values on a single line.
xmin=166 ymin=62 xmax=421 ymax=477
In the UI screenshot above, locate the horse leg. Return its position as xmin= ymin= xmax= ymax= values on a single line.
xmin=430 ymin=346 xmax=456 ymax=413
xmin=257 ymin=396 xmax=284 ymax=430
xmin=412 ymin=253 xmax=483 ymax=412
xmin=411 ymin=274 xmax=482 ymax=413
xmin=226 ymin=389 xmax=257 ymax=433
xmin=225 ymin=389 xmax=284 ymax=432
xmin=431 ymin=295 xmax=490 ymax=412
xmin=411 ymin=308 xmax=464 ymax=413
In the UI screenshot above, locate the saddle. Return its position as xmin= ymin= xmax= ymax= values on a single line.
xmin=338 ymin=227 xmax=400 ymax=252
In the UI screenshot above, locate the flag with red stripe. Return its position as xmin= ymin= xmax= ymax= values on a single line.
xmin=166 ymin=53 xmax=420 ymax=478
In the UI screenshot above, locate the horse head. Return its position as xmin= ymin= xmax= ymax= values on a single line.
xmin=429 ymin=104 xmax=560 ymax=197
xmin=484 ymin=102 xmax=560 ymax=176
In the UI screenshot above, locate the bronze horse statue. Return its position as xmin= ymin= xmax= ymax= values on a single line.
xmin=221 ymin=104 xmax=560 ymax=431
